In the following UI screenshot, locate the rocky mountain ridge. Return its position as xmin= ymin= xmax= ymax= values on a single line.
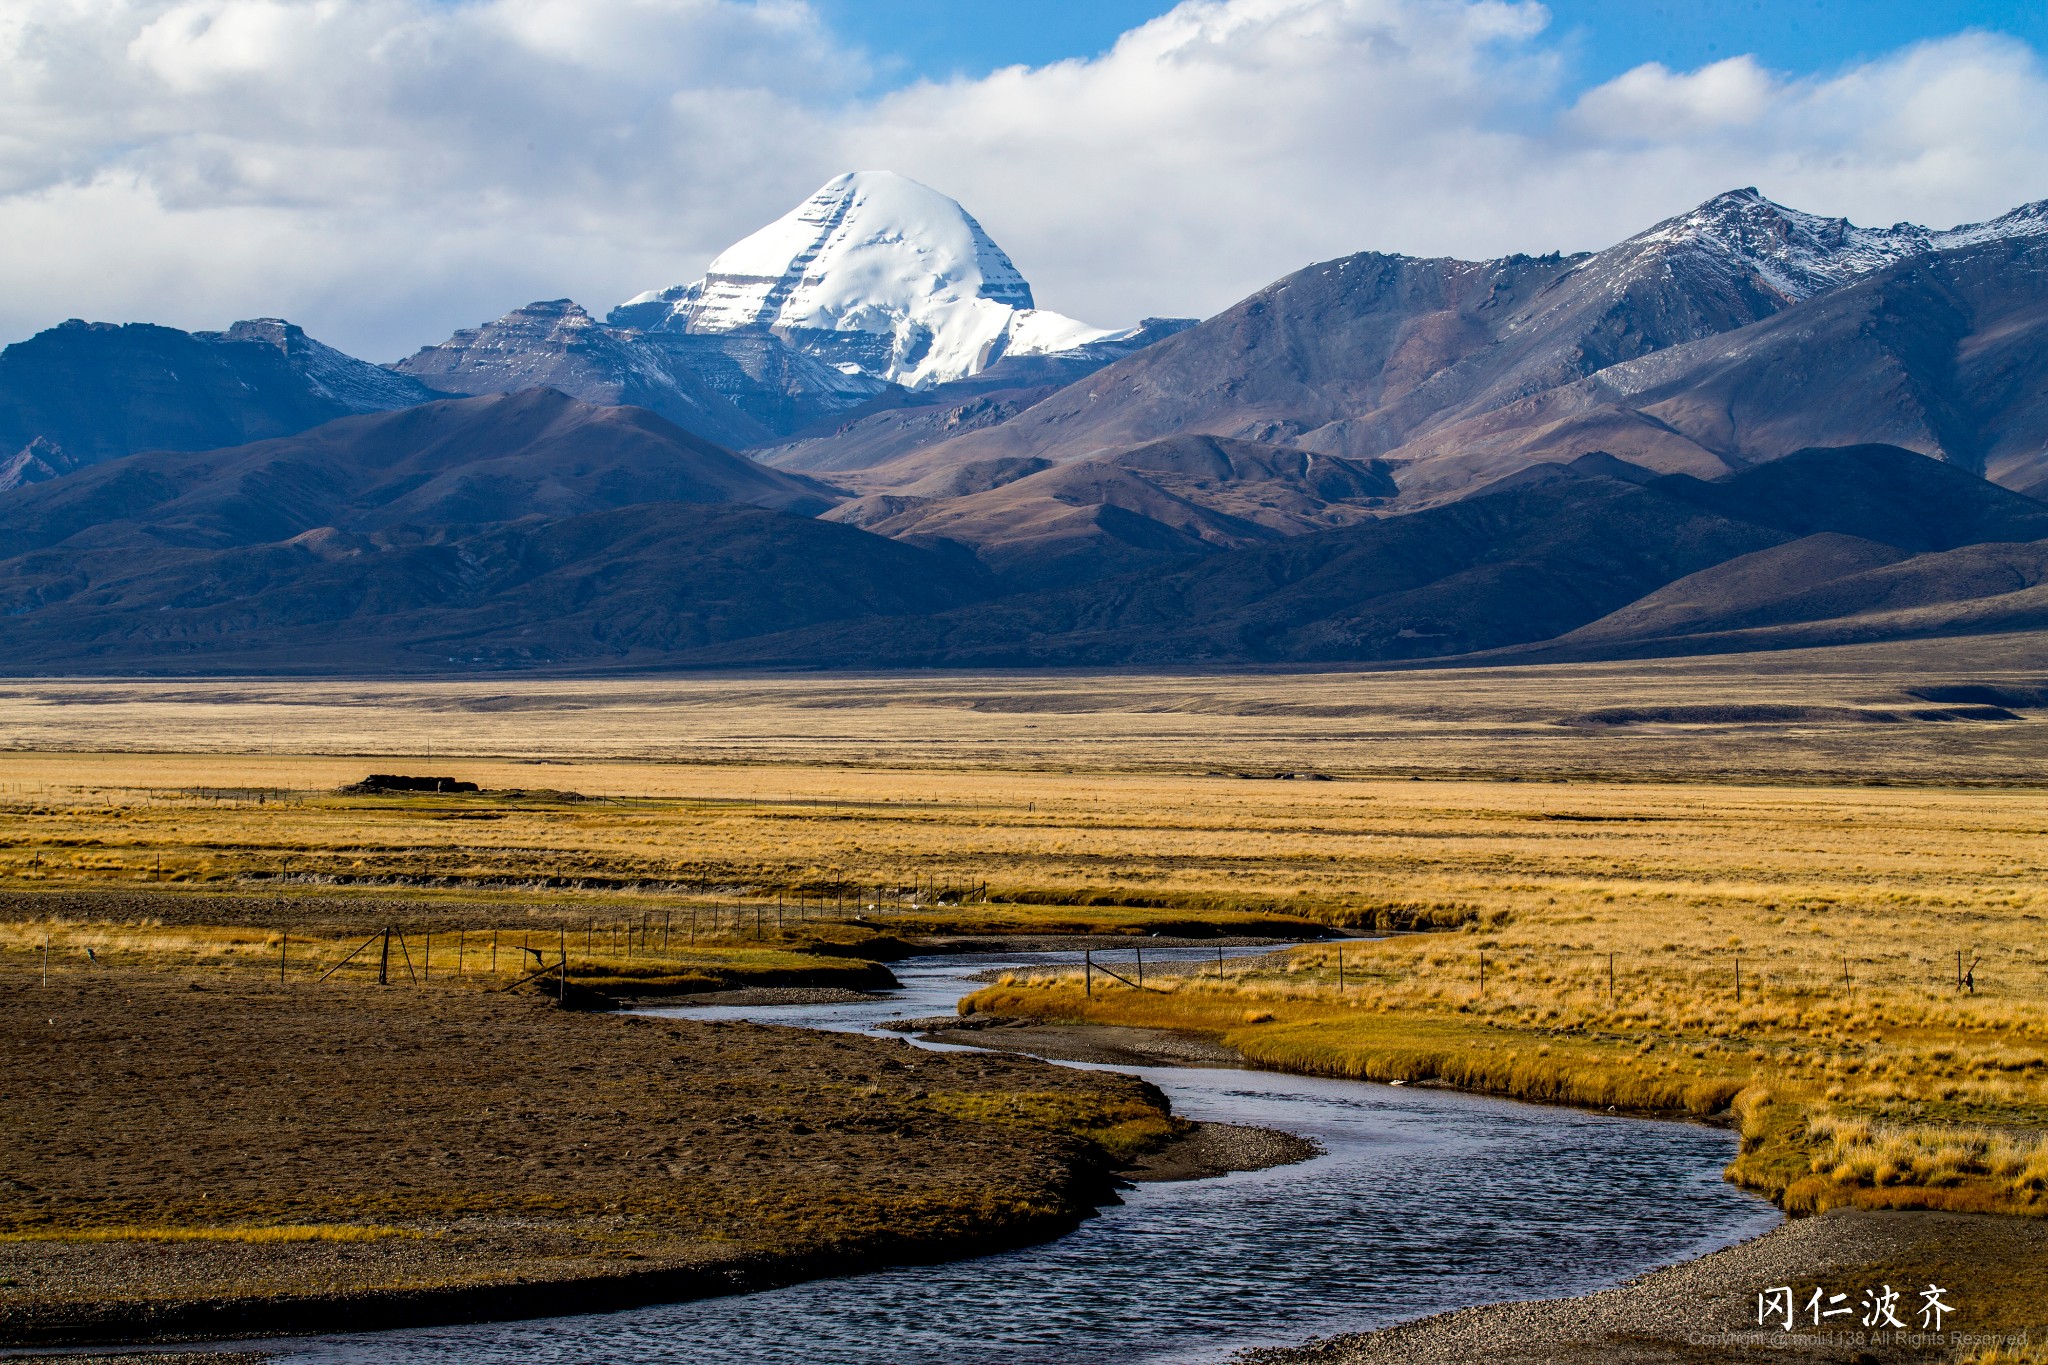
xmin=790 ymin=188 xmax=2048 ymax=505
xmin=0 ymin=317 xmax=436 ymax=488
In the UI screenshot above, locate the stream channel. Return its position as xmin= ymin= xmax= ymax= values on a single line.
xmin=274 ymin=944 xmax=1781 ymax=1364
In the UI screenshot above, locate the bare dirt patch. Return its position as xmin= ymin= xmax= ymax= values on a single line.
xmin=0 ymin=968 xmax=1176 ymax=1346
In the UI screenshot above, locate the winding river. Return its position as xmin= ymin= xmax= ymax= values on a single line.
xmin=272 ymin=946 xmax=1780 ymax=1364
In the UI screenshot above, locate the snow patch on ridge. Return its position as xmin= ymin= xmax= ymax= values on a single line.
xmin=1628 ymin=187 xmax=2048 ymax=302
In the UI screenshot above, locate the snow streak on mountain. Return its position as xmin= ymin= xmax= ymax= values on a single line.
xmin=1627 ymin=188 xmax=2048 ymax=302
xmin=611 ymin=171 xmax=1135 ymax=389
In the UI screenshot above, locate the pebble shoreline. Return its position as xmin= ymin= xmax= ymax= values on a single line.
xmin=1238 ymin=1208 xmax=2047 ymax=1364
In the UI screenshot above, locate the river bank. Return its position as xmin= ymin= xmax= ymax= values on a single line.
xmin=1243 ymin=1207 xmax=2048 ymax=1364
xmin=1 ymin=963 xmax=1285 ymax=1349
xmin=1 ymin=941 xmax=1787 ymax=1362
xmin=939 ymin=996 xmax=2048 ymax=1360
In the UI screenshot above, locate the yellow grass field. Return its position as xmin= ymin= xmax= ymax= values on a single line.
xmin=3 ymin=646 xmax=2045 ymax=1224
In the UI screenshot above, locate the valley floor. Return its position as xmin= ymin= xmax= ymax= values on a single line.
xmin=0 ymin=643 xmax=2042 ymax=1355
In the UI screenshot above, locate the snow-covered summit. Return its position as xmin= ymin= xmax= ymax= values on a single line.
xmin=612 ymin=171 xmax=1129 ymax=389
xmin=1625 ymin=188 xmax=2048 ymax=302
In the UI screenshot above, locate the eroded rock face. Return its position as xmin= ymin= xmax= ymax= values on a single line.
xmin=391 ymin=300 xmax=775 ymax=450
xmin=0 ymin=436 xmax=78 ymax=492
xmin=0 ymin=317 xmax=436 ymax=475
xmin=395 ymin=299 xmax=890 ymax=444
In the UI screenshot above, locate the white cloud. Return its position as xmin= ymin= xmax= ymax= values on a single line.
xmin=1564 ymin=56 xmax=1777 ymax=141
xmin=1 ymin=0 xmax=2046 ymax=360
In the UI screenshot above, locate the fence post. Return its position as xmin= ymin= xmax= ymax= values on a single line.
xmin=1337 ymin=945 xmax=1344 ymax=993
xmin=1085 ymin=949 xmax=1093 ymax=999
xmin=1136 ymin=946 xmax=1143 ymax=988
xmin=1734 ymin=956 xmax=1742 ymax=1004
xmin=379 ymin=928 xmax=391 ymax=987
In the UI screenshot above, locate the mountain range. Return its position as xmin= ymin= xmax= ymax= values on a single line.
xmin=795 ymin=189 xmax=2048 ymax=504
xmin=2 ymin=177 xmax=2047 ymax=674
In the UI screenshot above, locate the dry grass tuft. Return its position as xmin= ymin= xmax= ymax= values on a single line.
xmin=0 ymin=1224 xmax=409 ymax=1244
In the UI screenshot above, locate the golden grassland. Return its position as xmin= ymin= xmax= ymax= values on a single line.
xmin=0 ymin=630 xmax=2042 ymax=782
xmin=2 ymin=651 xmax=2045 ymax=1234
xmin=968 ymin=791 xmax=2048 ymax=1219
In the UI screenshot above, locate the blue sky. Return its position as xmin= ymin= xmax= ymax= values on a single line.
xmin=815 ymin=0 xmax=2048 ymax=88
xmin=12 ymin=0 xmax=2048 ymax=356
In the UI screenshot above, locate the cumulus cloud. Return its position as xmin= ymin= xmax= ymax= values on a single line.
xmin=0 ymin=0 xmax=855 ymax=356
xmin=1 ymin=0 xmax=2046 ymax=359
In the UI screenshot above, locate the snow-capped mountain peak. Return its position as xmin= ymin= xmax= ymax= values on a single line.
xmin=1627 ymin=188 xmax=1935 ymax=300
xmin=1626 ymin=187 xmax=2048 ymax=302
xmin=612 ymin=171 xmax=1125 ymax=389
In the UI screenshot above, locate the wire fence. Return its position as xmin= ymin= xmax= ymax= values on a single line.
xmin=1036 ymin=939 xmax=2048 ymax=1011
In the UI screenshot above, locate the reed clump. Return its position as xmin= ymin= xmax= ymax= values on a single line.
xmin=1792 ymin=1113 xmax=2048 ymax=1212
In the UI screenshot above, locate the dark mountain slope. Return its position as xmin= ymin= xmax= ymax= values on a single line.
xmin=0 ymin=388 xmax=839 ymax=562
xmin=0 ymin=318 xmax=435 ymax=484
xmin=1 ymin=442 xmax=2037 ymax=674
xmin=0 ymin=501 xmax=982 ymax=672
xmin=1547 ymin=536 xmax=2048 ymax=657
xmin=1398 ymin=238 xmax=2048 ymax=501
xmin=689 ymin=469 xmax=1783 ymax=668
xmin=0 ymin=387 xmax=983 ymax=672
xmin=684 ymin=446 xmax=2048 ymax=669
xmin=825 ymin=435 xmax=1396 ymax=589
xmin=1657 ymin=443 xmax=2048 ymax=549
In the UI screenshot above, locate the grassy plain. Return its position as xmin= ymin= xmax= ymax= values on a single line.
xmin=1 ymin=639 xmax=2045 ymax=1343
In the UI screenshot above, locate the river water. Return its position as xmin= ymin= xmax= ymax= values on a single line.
xmin=272 ymin=946 xmax=1779 ymax=1365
